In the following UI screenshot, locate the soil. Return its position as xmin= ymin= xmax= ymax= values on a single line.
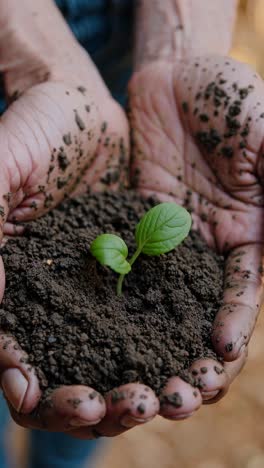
xmin=0 ymin=191 xmax=224 ymax=397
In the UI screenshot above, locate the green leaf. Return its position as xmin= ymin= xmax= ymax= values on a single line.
xmin=135 ymin=202 xmax=192 ymax=256
xmin=90 ymin=234 xmax=131 ymax=274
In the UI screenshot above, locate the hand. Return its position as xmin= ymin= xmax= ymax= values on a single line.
xmin=0 ymin=76 xmax=161 ymax=438
xmin=128 ymin=54 xmax=264 ymax=419
xmin=0 ymin=9 xmax=162 ymax=437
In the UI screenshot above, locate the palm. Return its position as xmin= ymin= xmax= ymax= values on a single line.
xmin=0 ymin=81 xmax=128 ymax=229
xmin=129 ymin=55 xmax=264 ymax=252
xmin=129 ymin=55 xmax=264 ymax=392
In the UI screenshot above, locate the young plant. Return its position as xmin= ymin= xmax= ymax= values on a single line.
xmin=90 ymin=202 xmax=192 ymax=296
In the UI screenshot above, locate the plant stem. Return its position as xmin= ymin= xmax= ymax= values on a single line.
xmin=128 ymin=246 xmax=142 ymax=267
xmin=117 ymin=274 xmax=124 ymax=296
xmin=116 ymin=246 xmax=142 ymax=296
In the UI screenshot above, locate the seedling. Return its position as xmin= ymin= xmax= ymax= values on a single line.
xmin=90 ymin=202 xmax=192 ymax=296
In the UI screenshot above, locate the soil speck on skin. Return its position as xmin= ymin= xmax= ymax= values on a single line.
xmin=160 ymin=392 xmax=183 ymax=408
xmin=221 ymin=146 xmax=234 ymax=158
xmin=74 ymin=111 xmax=85 ymax=131
xmin=101 ymin=122 xmax=107 ymax=133
xmin=89 ymin=391 xmax=97 ymax=400
xmin=44 ymin=194 xmax=54 ymax=209
xmin=225 ymin=343 xmax=233 ymax=353
xmin=67 ymin=398 xmax=82 ymax=409
xmin=214 ymin=366 xmax=223 ymax=375
xmin=0 ymin=191 xmax=224 ymax=398
xmin=63 ymin=133 xmax=72 ymax=146
xmin=111 ymin=390 xmax=126 ymax=404
xmin=57 ymin=149 xmax=70 ymax=171
xmin=77 ymin=86 xmax=86 ymax=95
xmin=182 ymin=102 xmax=189 ymax=113
xmin=199 ymin=114 xmax=209 ymax=122
xmin=30 ymin=201 xmax=38 ymax=210
xmin=137 ymin=403 xmax=146 ymax=414
xmin=3 ymin=193 xmax=12 ymax=205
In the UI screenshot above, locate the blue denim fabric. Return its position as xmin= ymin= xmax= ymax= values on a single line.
xmin=0 ymin=394 xmax=9 ymax=468
xmin=29 ymin=430 xmax=101 ymax=468
xmin=0 ymin=393 xmax=101 ymax=468
xmin=0 ymin=0 xmax=133 ymax=112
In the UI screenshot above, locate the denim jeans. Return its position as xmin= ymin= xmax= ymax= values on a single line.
xmin=0 ymin=0 xmax=133 ymax=113
xmin=0 ymin=393 xmax=101 ymax=468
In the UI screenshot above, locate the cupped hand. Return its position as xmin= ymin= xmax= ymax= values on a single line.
xmin=0 ymin=62 xmax=161 ymax=437
xmin=128 ymin=54 xmax=264 ymax=419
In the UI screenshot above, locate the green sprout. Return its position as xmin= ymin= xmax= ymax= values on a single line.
xmin=90 ymin=202 xmax=192 ymax=296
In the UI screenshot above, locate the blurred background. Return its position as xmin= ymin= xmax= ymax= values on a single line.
xmin=10 ymin=1 xmax=264 ymax=467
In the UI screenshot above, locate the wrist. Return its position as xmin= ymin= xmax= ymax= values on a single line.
xmin=134 ymin=0 xmax=238 ymax=69
xmin=0 ymin=0 xmax=107 ymax=99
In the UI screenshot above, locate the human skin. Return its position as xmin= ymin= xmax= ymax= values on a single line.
xmin=128 ymin=0 xmax=264 ymax=420
xmin=0 ymin=0 xmax=262 ymax=439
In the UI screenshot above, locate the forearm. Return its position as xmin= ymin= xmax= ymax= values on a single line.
xmin=134 ymin=0 xmax=238 ymax=69
xmin=0 ymin=0 xmax=107 ymax=98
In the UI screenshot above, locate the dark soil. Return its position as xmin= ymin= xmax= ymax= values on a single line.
xmin=0 ymin=191 xmax=224 ymax=397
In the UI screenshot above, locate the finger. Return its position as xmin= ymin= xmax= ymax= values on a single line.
xmin=190 ymin=358 xmax=228 ymax=403
xmin=159 ymin=377 xmax=202 ymax=421
xmin=224 ymin=344 xmax=248 ymax=383
xmin=71 ymin=383 xmax=159 ymax=439
xmin=101 ymin=383 xmax=159 ymax=436
xmin=202 ymin=346 xmax=248 ymax=406
xmin=3 ymin=223 xmax=25 ymax=236
xmin=8 ymin=385 xmax=106 ymax=432
xmin=0 ymin=334 xmax=41 ymax=414
xmin=212 ymin=244 xmax=264 ymax=361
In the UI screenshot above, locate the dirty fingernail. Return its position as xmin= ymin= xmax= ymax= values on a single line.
xmin=169 ymin=411 xmax=194 ymax=420
xmin=121 ymin=414 xmax=152 ymax=428
xmin=202 ymin=390 xmax=219 ymax=400
xmin=69 ymin=417 xmax=101 ymax=428
xmin=1 ymin=368 xmax=28 ymax=412
xmin=238 ymin=344 xmax=247 ymax=357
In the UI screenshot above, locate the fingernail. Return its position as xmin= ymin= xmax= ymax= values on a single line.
xmin=238 ymin=344 xmax=247 ymax=357
xmin=1 ymin=368 xmax=28 ymax=412
xmin=202 ymin=390 xmax=219 ymax=400
xmin=121 ymin=414 xmax=153 ymax=428
xmin=169 ymin=411 xmax=194 ymax=420
xmin=69 ymin=417 xmax=101 ymax=428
